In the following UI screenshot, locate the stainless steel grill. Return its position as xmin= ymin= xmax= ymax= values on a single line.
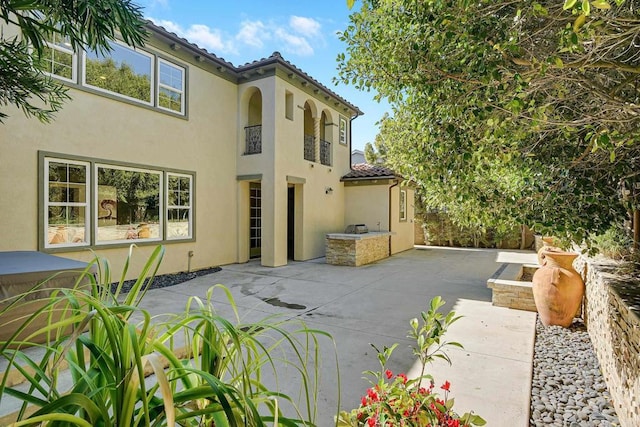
xmin=345 ymin=224 xmax=368 ymax=234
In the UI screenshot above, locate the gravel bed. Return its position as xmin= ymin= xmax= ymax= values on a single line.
xmin=530 ymin=317 xmax=620 ymax=427
xmin=110 ymin=266 xmax=221 ymax=294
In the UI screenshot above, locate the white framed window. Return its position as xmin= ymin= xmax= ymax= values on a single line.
xmin=83 ymin=40 xmax=154 ymax=105
xmin=339 ymin=116 xmax=348 ymax=145
xmin=41 ymin=33 xmax=76 ymax=82
xmin=95 ymin=164 xmax=162 ymax=244
xmin=399 ymin=189 xmax=407 ymax=221
xmin=166 ymin=173 xmax=192 ymax=240
xmin=158 ymin=59 xmax=185 ymax=114
xmin=44 ymin=158 xmax=90 ymax=248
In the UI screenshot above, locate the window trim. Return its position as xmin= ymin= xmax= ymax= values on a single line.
xmin=166 ymin=172 xmax=193 ymax=240
xmin=399 ymin=189 xmax=407 ymax=222
xmin=339 ymin=116 xmax=348 ymax=145
xmin=43 ymin=158 xmax=90 ymax=249
xmin=39 ymin=152 xmax=195 ymax=252
xmin=157 ymin=58 xmax=186 ymax=114
xmin=42 ymin=36 xmax=77 ymax=83
xmin=82 ymin=40 xmax=155 ymax=106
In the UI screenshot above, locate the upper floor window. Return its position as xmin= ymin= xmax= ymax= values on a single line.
xmin=38 ymin=35 xmax=186 ymax=116
xmin=158 ymin=59 xmax=185 ymax=114
xmin=42 ymin=33 xmax=76 ymax=82
xmin=339 ymin=116 xmax=348 ymax=145
xmin=84 ymin=41 xmax=153 ymax=104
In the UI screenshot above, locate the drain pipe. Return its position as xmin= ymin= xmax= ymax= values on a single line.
xmin=388 ymin=179 xmax=399 ymax=255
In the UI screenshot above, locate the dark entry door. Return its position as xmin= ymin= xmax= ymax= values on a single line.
xmin=287 ymin=187 xmax=294 ymax=259
xmin=250 ymin=183 xmax=261 ymax=258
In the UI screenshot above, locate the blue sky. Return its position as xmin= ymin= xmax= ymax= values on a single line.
xmin=138 ymin=0 xmax=388 ymax=151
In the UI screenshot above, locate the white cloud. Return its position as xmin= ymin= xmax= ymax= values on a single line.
xmin=274 ymin=28 xmax=314 ymax=56
xmin=147 ymin=18 xmax=237 ymax=54
xmin=148 ymin=15 xmax=324 ymax=58
xmin=236 ymin=20 xmax=267 ymax=48
xmin=289 ymin=16 xmax=321 ymax=38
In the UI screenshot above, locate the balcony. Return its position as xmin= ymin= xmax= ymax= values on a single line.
xmin=244 ymin=125 xmax=262 ymax=155
xmin=320 ymin=139 xmax=331 ymax=166
xmin=304 ymin=134 xmax=315 ymax=162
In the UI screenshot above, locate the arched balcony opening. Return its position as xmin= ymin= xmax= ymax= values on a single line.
xmin=303 ymin=101 xmax=315 ymax=162
xmin=320 ymin=110 xmax=333 ymax=166
xmin=245 ymin=89 xmax=262 ymax=155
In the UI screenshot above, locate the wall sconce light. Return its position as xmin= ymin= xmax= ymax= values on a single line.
xmin=325 ymin=187 xmax=333 ymax=195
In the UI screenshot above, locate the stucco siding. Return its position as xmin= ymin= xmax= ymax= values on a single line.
xmin=0 ymin=50 xmax=239 ymax=278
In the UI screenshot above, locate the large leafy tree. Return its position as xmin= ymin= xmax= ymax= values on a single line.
xmin=339 ymin=0 xmax=640 ymax=243
xmin=1 ymin=0 xmax=147 ymax=123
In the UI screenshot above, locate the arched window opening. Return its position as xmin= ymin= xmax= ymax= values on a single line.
xmin=245 ymin=90 xmax=262 ymax=154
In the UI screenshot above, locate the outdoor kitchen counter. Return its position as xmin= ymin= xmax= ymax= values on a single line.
xmin=325 ymin=232 xmax=392 ymax=266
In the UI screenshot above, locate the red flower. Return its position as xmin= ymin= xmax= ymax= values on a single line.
xmin=367 ymin=388 xmax=379 ymax=402
xmin=368 ymin=416 xmax=377 ymax=427
xmin=361 ymin=396 xmax=368 ymax=406
xmin=385 ymin=369 xmax=393 ymax=379
xmin=397 ymin=373 xmax=408 ymax=384
xmin=441 ymin=380 xmax=451 ymax=391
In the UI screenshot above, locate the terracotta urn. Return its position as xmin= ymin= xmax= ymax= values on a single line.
xmin=537 ymin=236 xmax=560 ymax=266
xmin=532 ymin=249 xmax=585 ymax=327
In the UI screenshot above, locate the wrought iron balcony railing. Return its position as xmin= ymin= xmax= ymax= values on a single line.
xmin=304 ymin=134 xmax=315 ymax=162
xmin=245 ymin=125 xmax=262 ymax=154
xmin=320 ymin=139 xmax=331 ymax=166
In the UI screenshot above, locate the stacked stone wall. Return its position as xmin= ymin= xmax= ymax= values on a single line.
xmin=326 ymin=235 xmax=390 ymax=266
xmin=577 ymin=257 xmax=640 ymax=427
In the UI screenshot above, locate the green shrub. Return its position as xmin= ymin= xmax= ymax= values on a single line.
xmin=0 ymin=245 xmax=333 ymax=426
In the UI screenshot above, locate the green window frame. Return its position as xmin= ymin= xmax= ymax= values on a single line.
xmin=41 ymin=153 xmax=195 ymax=251
xmin=44 ymin=158 xmax=90 ymax=249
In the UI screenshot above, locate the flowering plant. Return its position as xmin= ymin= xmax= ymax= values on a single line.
xmin=337 ymin=297 xmax=485 ymax=427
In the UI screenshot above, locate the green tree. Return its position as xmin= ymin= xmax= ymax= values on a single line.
xmin=1 ymin=0 xmax=147 ymax=123
xmin=339 ymin=0 xmax=640 ymax=244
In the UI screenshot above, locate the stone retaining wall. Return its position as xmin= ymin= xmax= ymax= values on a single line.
xmin=577 ymin=257 xmax=640 ymax=427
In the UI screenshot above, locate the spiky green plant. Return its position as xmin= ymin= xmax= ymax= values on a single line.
xmin=0 ymin=245 xmax=335 ymax=426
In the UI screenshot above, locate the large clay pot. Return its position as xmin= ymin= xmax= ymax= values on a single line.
xmin=532 ymin=250 xmax=585 ymax=327
xmin=537 ymin=236 xmax=560 ymax=265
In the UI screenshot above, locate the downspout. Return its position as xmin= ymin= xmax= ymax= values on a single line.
xmin=388 ymin=179 xmax=399 ymax=255
xmin=349 ymin=113 xmax=359 ymax=169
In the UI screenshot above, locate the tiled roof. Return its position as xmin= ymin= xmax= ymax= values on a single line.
xmin=341 ymin=163 xmax=399 ymax=181
xmin=237 ymin=52 xmax=363 ymax=116
xmin=146 ymin=22 xmax=362 ymax=116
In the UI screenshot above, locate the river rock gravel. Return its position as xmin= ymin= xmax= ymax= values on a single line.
xmin=530 ymin=317 xmax=620 ymax=427
xmin=110 ymin=266 xmax=221 ymax=294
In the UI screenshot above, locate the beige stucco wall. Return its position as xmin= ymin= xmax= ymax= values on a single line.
xmin=236 ymin=75 xmax=352 ymax=266
xmin=0 ymin=34 xmax=240 ymax=279
xmin=344 ymin=183 xmax=390 ymax=232
xmin=344 ymin=183 xmax=415 ymax=254
xmin=390 ymin=186 xmax=415 ymax=254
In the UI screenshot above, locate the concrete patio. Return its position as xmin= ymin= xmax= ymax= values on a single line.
xmin=134 ymin=245 xmax=537 ymax=426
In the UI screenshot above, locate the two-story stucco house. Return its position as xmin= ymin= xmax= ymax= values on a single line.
xmin=0 ymin=21 xmax=414 ymax=277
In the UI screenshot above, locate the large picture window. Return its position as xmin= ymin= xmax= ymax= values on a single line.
xmin=96 ymin=165 xmax=162 ymax=243
xmin=84 ymin=41 xmax=153 ymax=104
xmin=41 ymin=154 xmax=194 ymax=250
xmin=45 ymin=159 xmax=89 ymax=248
